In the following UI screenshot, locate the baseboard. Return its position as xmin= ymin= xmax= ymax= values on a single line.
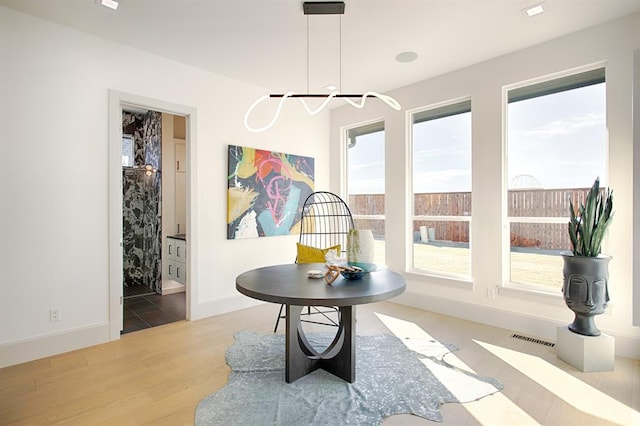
xmin=0 ymin=322 xmax=110 ymax=368
xmin=192 ymin=293 xmax=263 ymax=320
xmin=161 ymin=281 xmax=186 ymax=295
xmin=4 ymin=293 xmax=634 ymax=368
xmin=393 ymin=291 xmax=640 ymax=360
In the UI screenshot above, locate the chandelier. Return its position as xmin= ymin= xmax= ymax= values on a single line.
xmin=244 ymin=1 xmax=401 ymax=132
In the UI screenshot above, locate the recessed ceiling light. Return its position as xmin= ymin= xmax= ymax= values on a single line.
xmin=395 ymin=51 xmax=418 ymax=63
xmin=100 ymin=0 xmax=119 ymax=10
xmin=523 ymin=3 xmax=545 ymax=17
xmin=325 ymin=84 xmax=337 ymax=91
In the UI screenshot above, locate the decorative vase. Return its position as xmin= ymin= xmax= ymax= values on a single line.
xmin=347 ymin=229 xmax=375 ymax=264
xmin=561 ymin=253 xmax=611 ymax=336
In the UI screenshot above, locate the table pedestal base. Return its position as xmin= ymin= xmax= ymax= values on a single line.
xmin=285 ymin=305 xmax=355 ymax=383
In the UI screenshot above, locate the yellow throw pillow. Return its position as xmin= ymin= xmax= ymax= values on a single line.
xmin=296 ymin=243 xmax=341 ymax=264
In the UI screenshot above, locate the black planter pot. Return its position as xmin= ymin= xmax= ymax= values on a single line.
xmin=561 ymin=253 xmax=611 ymax=336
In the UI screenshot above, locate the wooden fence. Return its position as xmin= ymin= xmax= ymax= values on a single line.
xmin=349 ymin=187 xmax=594 ymax=250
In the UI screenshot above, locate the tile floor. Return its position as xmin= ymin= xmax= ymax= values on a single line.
xmin=122 ymin=291 xmax=185 ymax=334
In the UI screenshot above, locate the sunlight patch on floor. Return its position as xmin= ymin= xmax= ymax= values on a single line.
xmin=474 ymin=339 xmax=640 ymax=426
xmin=374 ymin=312 xmax=539 ymax=425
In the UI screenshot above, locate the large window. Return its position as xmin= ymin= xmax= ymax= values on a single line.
xmin=506 ymin=68 xmax=607 ymax=291
xmin=347 ymin=122 xmax=386 ymax=266
xmin=411 ymin=100 xmax=472 ymax=278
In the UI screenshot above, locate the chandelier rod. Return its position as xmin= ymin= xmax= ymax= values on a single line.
xmin=269 ymin=94 xmax=380 ymax=98
xmin=306 ymin=14 xmax=310 ymax=94
xmin=339 ymin=14 xmax=342 ymax=92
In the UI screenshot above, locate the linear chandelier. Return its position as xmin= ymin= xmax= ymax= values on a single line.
xmin=244 ymin=1 xmax=401 ymax=132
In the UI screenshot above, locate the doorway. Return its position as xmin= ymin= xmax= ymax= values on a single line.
xmin=120 ymin=109 xmax=187 ymax=333
xmin=108 ymin=90 xmax=196 ymax=340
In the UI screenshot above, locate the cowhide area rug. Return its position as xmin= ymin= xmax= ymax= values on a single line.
xmin=195 ymin=331 xmax=503 ymax=425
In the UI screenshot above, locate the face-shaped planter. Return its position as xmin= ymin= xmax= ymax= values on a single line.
xmin=561 ymin=254 xmax=611 ymax=336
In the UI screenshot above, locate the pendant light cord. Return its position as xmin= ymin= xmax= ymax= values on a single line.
xmin=307 ymin=13 xmax=342 ymax=93
xmin=339 ymin=14 xmax=342 ymax=93
xmin=306 ymin=15 xmax=310 ymax=94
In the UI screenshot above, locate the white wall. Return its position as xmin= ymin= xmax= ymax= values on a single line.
xmin=634 ymin=48 xmax=640 ymax=327
xmin=2 ymin=6 xmax=638 ymax=367
xmin=331 ymin=13 xmax=640 ymax=358
xmin=0 ymin=7 xmax=330 ymax=367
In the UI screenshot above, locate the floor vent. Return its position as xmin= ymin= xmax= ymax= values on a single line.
xmin=511 ymin=333 xmax=555 ymax=347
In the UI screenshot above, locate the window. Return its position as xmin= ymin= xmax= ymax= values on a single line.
xmin=122 ymin=134 xmax=134 ymax=166
xmin=346 ymin=122 xmax=386 ymax=266
xmin=411 ymin=100 xmax=472 ymax=278
xmin=506 ymin=68 xmax=606 ymax=291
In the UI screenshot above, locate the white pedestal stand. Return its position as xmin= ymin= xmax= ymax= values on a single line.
xmin=556 ymin=326 xmax=615 ymax=372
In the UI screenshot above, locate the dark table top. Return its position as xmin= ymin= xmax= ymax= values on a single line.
xmin=236 ymin=263 xmax=406 ymax=307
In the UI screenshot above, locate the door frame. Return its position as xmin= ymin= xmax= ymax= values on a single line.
xmin=108 ymin=90 xmax=197 ymax=340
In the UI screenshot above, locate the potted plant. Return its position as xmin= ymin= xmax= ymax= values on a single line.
xmin=561 ymin=177 xmax=613 ymax=336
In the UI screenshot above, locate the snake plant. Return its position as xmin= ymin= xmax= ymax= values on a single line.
xmin=568 ymin=177 xmax=614 ymax=257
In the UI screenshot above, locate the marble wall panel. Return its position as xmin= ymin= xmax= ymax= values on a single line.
xmin=122 ymin=110 xmax=162 ymax=292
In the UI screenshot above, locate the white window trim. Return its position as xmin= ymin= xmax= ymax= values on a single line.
xmin=343 ymin=120 xmax=387 ymax=266
xmin=501 ymin=63 xmax=608 ymax=295
xmin=352 ymin=214 xmax=384 ymax=221
xmin=408 ymin=98 xmax=473 ymax=280
xmin=413 ymin=215 xmax=471 ymax=222
xmin=404 ymin=270 xmax=473 ymax=289
xmin=341 ymin=118 xmax=386 ymax=199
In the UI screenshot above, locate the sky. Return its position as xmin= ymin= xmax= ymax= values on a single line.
xmin=348 ymin=83 xmax=606 ymax=195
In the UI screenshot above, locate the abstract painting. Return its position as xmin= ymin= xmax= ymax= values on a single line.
xmin=227 ymin=145 xmax=314 ymax=239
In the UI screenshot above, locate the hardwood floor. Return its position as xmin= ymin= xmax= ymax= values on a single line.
xmin=1 ymin=302 xmax=638 ymax=425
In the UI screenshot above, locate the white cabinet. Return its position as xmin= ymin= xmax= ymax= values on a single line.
xmin=175 ymin=172 xmax=186 ymax=234
xmin=174 ymin=139 xmax=186 ymax=234
xmin=160 ymin=116 xmax=188 ymax=295
xmin=167 ymin=237 xmax=187 ymax=285
xmin=175 ymin=139 xmax=186 ymax=172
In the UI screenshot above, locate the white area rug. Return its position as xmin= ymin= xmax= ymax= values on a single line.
xmin=195 ymin=331 xmax=503 ymax=425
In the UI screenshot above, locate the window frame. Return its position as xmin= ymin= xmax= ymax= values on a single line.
xmin=344 ymin=120 xmax=387 ymax=265
xmin=408 ymin=98 xmax=473 ymax=279
xmin=502 ymin=66 xmax=608 ymax=293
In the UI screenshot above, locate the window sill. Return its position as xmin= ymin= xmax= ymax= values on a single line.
xmin=405 ymin=270 xmax=473 ymax=291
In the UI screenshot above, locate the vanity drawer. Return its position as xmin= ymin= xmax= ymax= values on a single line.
xmin=167 ymin=259 xmax=186 ymax=284
xmin=167 ymin=238 xmax=187 ymax=261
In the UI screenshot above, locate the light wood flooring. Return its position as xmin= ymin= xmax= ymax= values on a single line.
xmin=1 ymin=302 xmax=638 ymax=425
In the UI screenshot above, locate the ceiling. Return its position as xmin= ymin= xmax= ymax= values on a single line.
xmin=3 ymin=0 xmax=640 ymax=95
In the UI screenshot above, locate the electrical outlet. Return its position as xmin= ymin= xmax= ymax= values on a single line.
xmin=487 ymin=288 xmax=496 ymax=299
xmin=50 ymin=307 xmax=61 ymax=322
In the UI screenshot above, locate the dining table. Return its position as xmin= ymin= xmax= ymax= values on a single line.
xmin=236 ymin=263 xmax=406 ymax=383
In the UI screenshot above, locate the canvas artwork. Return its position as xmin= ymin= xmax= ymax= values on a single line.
xmin=227 ymin=145 xmax=314 ymax=239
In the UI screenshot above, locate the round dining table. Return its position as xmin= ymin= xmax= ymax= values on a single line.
xmin=236 ymin=263 xmax=406 ymax=383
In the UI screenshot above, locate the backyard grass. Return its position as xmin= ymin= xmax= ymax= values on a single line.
xmin=371 ymin=241 xmax=563 ymax=290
